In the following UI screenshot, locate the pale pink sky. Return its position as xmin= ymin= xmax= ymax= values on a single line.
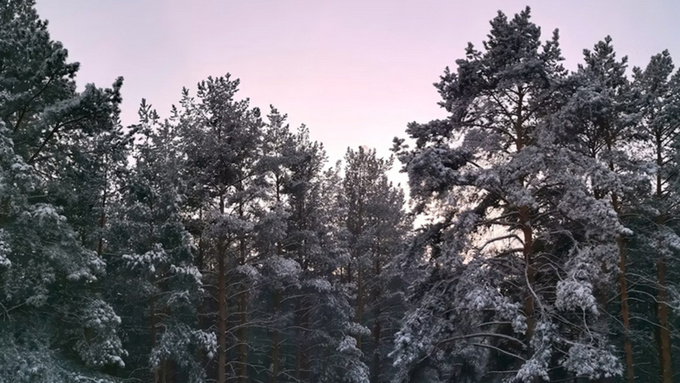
xmin=35 ymin=1 xmax=680 ymax=164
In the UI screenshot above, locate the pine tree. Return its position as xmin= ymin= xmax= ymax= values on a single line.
xmin=629 ymin=50 xmax=680 ymax=383
xmin=342 ymin=147 xmax=411 ymax=383
xmin=392 ymin=8 xmax=625 ymax=381
xmin=105 ymin=100 xmax=215 ymax=383
xmin=0 ymin=1 xmax=127 ymax=380
xmin=307 ymin=162 xmax=370 ymax=383
xmin=257 ymin=124 xmax=373 ymax=382
xmin=175 ymin=75 xmax=265 ymax=383
xmin=256 ymin=107 xmax=317 ymax=383
xmin=556 ymin=36 xmax=644 ymax=382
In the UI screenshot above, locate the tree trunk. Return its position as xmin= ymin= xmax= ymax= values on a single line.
xmin=151 ymin=295 xmax=160 ymax=383
xmin=655 ymin=136 xmax=673 ymax=383
xmin=97 ymin=162 xmax=108 ymax=257
xmin=371 ymin=258 xmax=382 ymax=383
xmin=514 ymin=87 xmax=536 ymax=343
xmin=295 ymin=299 xmax=309 ymax=382
xmin=519 ymin=205 xmax=535 ymax=341
xmin=217 ymin=253 xmax=227 ymax=383
xmin=238 ymin=284 xmax=249 ymax=382
xmin=197 ymin=208 xmax=204 ymax=270
xmin=270 ymin=290 xmax=280 ymax=383
xmin=236 ymin=195 xmax=249 ymax=383
xmin=271 ymin=181 xmax=283 ymax=383
xmin=295 ymin=302 xmax=302 ymax=382
xmin=372 ymin=318 xmax=381 ymax=383
xmin=657 ymin=256 xmax=672 ymax=383
xmin=356 ymin=267 xmax=364 ymax=351
xmin=610 ymin=192 xmax=634 ymax=383
xmin=617 ymin=235 xmax=635 ymax=383
xmin=161 ymin=359 xmax=167 ymax=383
xmin=217 ymin=194 xmax=228 ymax=383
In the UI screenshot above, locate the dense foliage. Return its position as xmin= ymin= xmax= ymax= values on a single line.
xmin=392 ymin=7 xmax=680 ymax=383
xmin=1 ymin=2 xmax=679 ymax=382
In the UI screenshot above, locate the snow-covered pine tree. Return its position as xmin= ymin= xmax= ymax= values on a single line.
xmin=629 ymin=50 xmax=680 ymax=383
xmin=555 ymin=36 xmax=645 ymax=382
xmin=258 ymin=126 xmax=372 ymax=382
xmin=175 ymin=75 xmax=265 ymax=383
xmin=304 ymin=161 xmax=370 ymax=383
xmin=105 ymin=100 xmax=215 ymax=383
xmin=255 ymin=107 xmax=327 ymax=383
xmin=282 ymin=141 xmax=334 ymax=383
xmin=0 ymin=0 xmax=126 ymax=380
xmin=392 ymin=8 xmax=626 ymax=382
xmin=43 ymin=78 xmax=133 ymax=260
xmin=342 ymin=147 xmax=412 ymax=383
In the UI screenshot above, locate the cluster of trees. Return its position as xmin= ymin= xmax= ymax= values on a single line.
xmin=0 ymin=1 xmax=410 ymax=382
xmin=392 ymin=6 xmax=680 ymax=383
xmin=2 ymin=1 xmax=680 ymax=382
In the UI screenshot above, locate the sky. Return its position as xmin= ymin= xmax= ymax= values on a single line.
xmin=34 ymin=0 xmax=680 ymax=169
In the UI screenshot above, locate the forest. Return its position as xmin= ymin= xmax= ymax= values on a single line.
xmin=2 ymin=1 xmax=680 ymax=382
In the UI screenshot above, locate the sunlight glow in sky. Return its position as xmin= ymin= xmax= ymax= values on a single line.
xmin=35 ymin=1 xmax=680 ymax=165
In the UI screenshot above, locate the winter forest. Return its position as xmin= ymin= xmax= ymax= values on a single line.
xmin=2 ymin=1 xmax=680 ymax=382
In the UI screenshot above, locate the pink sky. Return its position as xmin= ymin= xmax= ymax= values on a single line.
xmin=35 ymin=1 xmax=680 ymax=165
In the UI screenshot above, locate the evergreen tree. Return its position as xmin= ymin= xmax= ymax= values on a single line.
xmin=556 ymin=36 xmax=645 ymax=382
xmin=342 ymin=147 xmax=412 ymax=383
xmin=175 ymin=75 xmax=266 ymax=383
xmin=105 ymin=100 xmax=215 ymax=383
xmin=256 ymin=107 xmax=314 ymax=383
xmin=0 ymin=1 xmax=126 ymax=380
xmin=628 ymin=50 xmax=680 ymax=383
xmin=304 ymin=162 xmax=370 ymax=383
xmin=392 ymin=8 xmax=625 ymax=381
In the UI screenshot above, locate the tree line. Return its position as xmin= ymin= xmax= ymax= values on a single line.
xmin=1 ymin=2 xmax=680 ymax=382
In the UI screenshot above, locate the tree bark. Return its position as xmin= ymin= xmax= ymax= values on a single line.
xmin=513 ymin=86 xmax=536 ymax=343
xmin=217 ymin=253 xmax=227 ymax=383
xmin=608 ymin=136 xmax=634 ymax=383
xmin=519 ymin=205 xmax=535 ymax=341
xmin=295 ymin=299 xmax=309 ymax=382
xmin=217 ymin=194 xmax=228 ymax=383
xmin=238 ymin=287 xmax=249 ymax=383
xmin=96 ymin=159 xmax=108 ymax=257
xmin=238 ymin=235 xmax=249 ymax=383
xmin=161 ymin=359 xmax=167 ymax=383
xmin=616 ymin=235 xmax=634 ymax=383
xmin=151 ymin=295 xmax=162 ymax=383
xmin=270 ymin=177 xmax=282 ymax=383
xmin=655 ymin=134 xmax=673 ymax=383
xmin=270 ymin=290 xmax=280 ymax=383
xmin=612 ymin=194 xmax=634 ymax=383
xmin=371 ymin=258 xmax=382 ymax=383
xmin=657 ymin=256 xmax=672 ymax=383
xmin=356 ymin=267 xmax=364 ymax=351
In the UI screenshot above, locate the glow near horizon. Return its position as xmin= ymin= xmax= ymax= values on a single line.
xmin=34 ymin=1 xmax=680 ymax=172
